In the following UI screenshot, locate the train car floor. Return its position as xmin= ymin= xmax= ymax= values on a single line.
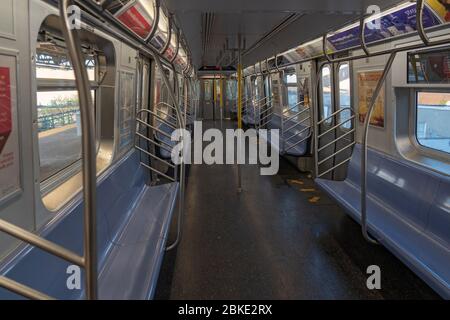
xmin=155 ymin=120 xmax=439 ymax=300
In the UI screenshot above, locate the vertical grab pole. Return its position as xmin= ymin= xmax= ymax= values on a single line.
xmin=220 ymin=75 xmax=224 ymax=129
xmin=361 ymin=52 xmax=396 ymax=245
xmin=237 ymin=34 xmax=243 ymax=193
xmin=59 ymin=0 xmax=97 ymax=299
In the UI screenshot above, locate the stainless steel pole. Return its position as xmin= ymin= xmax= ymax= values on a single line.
xmin=60 ymin=0 xmax=97 ymax=299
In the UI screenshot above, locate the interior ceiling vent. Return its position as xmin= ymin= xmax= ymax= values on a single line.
xmin=201 ymin=12 xmax=215 ymax=64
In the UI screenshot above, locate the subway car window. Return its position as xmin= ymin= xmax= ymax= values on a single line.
xmin=416 ymin=91 xmax=450 ymax=154
xmin=320 ymin=65 xmax=332 ymax=124
xmin=338 ymin=63 xmax=351 ymax=129
xmin=285 ymin=72 xmax=298 ymax=112
xmin=36 ymin=28 xmax=97 ymax=182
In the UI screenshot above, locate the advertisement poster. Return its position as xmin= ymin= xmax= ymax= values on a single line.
xmin=327 ymin=2 xmax=442 ymax=52
xmin=116 ymin=2 xmax=153 ymax=39
xmin=119 ymin=71 xmax=136 ymax=153
xmin=427 ymin=0 xmax=450 ymax=22
xmin=358 ymin=71 xmax=385 ymax=128
xmin=0 ymin=54 xmax=20 ymax=201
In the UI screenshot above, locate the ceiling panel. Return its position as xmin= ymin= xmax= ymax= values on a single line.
xmin=164 ymin=0 xmax=404 ymax=68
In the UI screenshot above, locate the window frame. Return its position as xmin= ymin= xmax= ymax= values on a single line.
xmin=337 ymin=62 xmax=353 ymax=130
xmin=35 ymin=45 xmax=101 ymax=194
xmin=412 ymin=89 xmax=450 ymax=159
xmin=284 ymin=71 xmax=299 ymax=114
xmin=319 ymin=64 xmax=333 ymax=125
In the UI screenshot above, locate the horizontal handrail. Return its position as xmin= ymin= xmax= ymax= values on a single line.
xmin=284 ymin=133 xmax=312 ymax=152
xmin=137 ymin=109 xmax=177 ymax=130
xmin=136 ymin=119 xmax=173 ymax=140
xmin=317 ymin=129 xmax=356 ymax=152
xmin=317 ymin=157 xmax=353 ymax=178
xmin=136 ymin=132 xmax=173 ymax=153
xmin=283 ymin=107 xmax=310 ymax=122
xmin=139 ymin=161 xmax=176 ymax=182
xmin=155 ymin=101 xmax=178 ymax=113
xmin=0 ymin=219 xmax=84 ymax=267
xmin=318 ymin=141 xmax=356 ymax=166
xmin=282 ymin=100 xmax=305 ymax=114
xmin=317 ymin=115 xmax=355 ymax=139
xmin=135 ymin=145 xmax=175 ymax=169
xmin=0 ymin=277 xmax=54 ymax=300
xmin=259 ymin=112 xmax=274 ymax=123
xmin=318 ymin=129 xmax=356 ymax=153
xmin=285 ymin=126 xmax=311 ymax=142
xmin=285 ymin=116 xmax=311 ymax=133
xmin=152 ymin=109 xmax=178 ymax=123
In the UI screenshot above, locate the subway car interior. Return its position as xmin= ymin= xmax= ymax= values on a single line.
xmin=0 ymin=0 xmax=449 ymax=301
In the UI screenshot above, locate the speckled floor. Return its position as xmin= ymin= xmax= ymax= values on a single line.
xmin=155 ymin=120 xmax=440 ymax=300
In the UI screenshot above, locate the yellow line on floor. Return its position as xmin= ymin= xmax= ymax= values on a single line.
xmin=39 ymin=124 xmax=77 ymax=138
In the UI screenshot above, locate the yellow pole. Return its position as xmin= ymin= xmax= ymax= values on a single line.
xmin=219 ymin=77 xmax=223 ymax=108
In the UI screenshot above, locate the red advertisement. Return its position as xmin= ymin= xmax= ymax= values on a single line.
xmin=117 ymin=4 xmax=153 ymax=39
xmin=0 ymin=67 xmax=11 ymax=154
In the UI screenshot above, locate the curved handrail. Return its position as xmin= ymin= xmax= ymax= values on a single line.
xmin=160 ymin=14 xmax=173 ymax=55
xmin=417 ymin=0 xmax=437 ymax=46
xmin=361 ymin=52 xmax=397 ymax=245
xmin=152 ymin=56 xmax=185 ymax=252
xmin=145 ymin=0 xmax=160 ymax=43
xmin=60 ymin=0 xmax=98 ymax=299
xmin=170 ymin=25 xmax=180 ymax=64
xmin=359 ymin=14 xmax=370 ymax=57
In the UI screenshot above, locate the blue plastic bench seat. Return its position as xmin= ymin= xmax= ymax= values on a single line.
xmin=243 ymin=105 xmax=260 ymax=126
xmin=0 ymin=152 xmax=179 ymax=300
xmin=98 ymin=182 xmax=178 ymax=299
xmin=259 ymin=114 xmax=310 ymax=157
xmin=155 ymin=122 xmax=176 ymax=159
xmin=315 ymin=144 xmax=450 ymax=298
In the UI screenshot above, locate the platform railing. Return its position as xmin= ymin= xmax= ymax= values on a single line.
xmin=0 ymin=0 xmax=97 ymax=300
